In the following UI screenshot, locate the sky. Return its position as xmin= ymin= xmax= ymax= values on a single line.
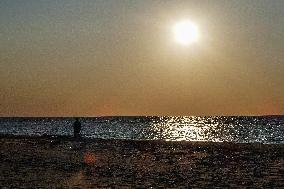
xmin=0 ymin=0 xmax=283 ymax=116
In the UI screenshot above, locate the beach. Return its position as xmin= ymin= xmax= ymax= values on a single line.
xmin=1 ymin=135 xmax=284 ymax=188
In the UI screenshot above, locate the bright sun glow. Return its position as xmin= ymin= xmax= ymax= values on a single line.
xmin=174 ymin=20 xmax=199 ymax=45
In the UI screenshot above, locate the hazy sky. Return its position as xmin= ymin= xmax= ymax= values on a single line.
xmin=1 ymin=0 xmax=283 ymax=116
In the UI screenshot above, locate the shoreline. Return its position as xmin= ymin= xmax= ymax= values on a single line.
xmin=1 ymin=133 xmax=284 ymax=146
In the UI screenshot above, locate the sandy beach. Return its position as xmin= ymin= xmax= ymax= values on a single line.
xmin=1 ymin=135 xmax=284 ymax=188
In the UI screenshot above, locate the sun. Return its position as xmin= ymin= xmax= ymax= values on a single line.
xmin=174 ymin=20 xmax=199 ymax=45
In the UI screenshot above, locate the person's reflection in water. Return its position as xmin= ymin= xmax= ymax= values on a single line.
xmin=73 ymin=118 xmax=82 ymax=138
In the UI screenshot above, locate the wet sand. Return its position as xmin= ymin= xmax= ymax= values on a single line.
xmin=1 ymin=135 xmax=284 ymax=188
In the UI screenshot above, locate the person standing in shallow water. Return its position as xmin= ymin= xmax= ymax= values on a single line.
xmin=73 ymin=118 xmax=81 ymax=138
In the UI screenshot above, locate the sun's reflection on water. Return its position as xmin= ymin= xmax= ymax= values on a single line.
xmin=150 ymin=116 xmax=231 ymax=142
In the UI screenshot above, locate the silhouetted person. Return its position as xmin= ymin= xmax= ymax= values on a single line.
xmin=73 ymin=118 xmax=81 ymax=138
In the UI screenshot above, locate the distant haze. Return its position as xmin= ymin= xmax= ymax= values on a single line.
xmin=1 ymin=0 xmax=283 ymax=116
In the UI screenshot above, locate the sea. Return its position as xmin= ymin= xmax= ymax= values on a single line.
xmin=0 ymin=116 xmax=283 ymax=144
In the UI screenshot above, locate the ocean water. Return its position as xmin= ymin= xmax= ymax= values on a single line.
xmin=0 ymin=116 xmax=283 ymax=144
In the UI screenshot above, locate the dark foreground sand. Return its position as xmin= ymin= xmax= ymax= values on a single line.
xmin=1 ymin=136 xmax=284 ymax=188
